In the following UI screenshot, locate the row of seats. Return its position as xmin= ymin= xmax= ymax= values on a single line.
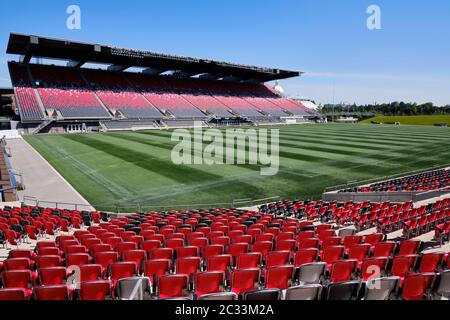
xmin=1 ymin=204 xmax=449 ymax=300
xmin=9 ymin=62 xmax=315 ymax=121
xmin=339 ymin=168 xmax=450 ymax=193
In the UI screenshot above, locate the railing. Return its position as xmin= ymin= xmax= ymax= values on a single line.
xmin=324 ymin=163 xmax=450 ymax=193
xmin=21 ymin=195 xmax=282 ymax=214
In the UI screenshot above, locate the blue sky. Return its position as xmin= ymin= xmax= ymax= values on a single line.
xmin=1 ymin=0 xmax=449 ymax=105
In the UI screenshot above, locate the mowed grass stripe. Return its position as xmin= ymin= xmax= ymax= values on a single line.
xmin=23 ymin=124 xmax=450 ymax=210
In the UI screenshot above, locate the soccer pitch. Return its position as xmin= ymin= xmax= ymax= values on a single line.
xmin=24 ymin=124 xmax=450 ymax=212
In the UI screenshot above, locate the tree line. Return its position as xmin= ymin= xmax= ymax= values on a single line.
xmin=321 ymin=102 xmax=450 ymax=116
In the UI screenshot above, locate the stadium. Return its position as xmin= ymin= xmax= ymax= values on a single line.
xmin=0 ymin=3 xmax=449 ymax=306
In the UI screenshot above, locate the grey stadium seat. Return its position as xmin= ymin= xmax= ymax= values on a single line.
xmin=116 ymin=277 xmax=152 ymax=300
xmin=197 ymin=292 xmax=237 ymax=301
xmin=297 ymin=262 xmax=327 ymax=284
xmin=326 ymin=280 xmax=361 ymax=300
xmin=363 ymin=276 xmax=400 ymax=300
xmin=243 ymin=289 xmax=282 ymax=301
xmin=285 ymin=284 xmax=322 ymax=300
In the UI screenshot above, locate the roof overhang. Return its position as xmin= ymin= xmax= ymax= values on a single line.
xmin=7 ymin=33 xmax=303 ymax=83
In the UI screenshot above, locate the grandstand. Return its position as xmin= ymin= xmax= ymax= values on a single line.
xmin=6 ymin=33 xmax=321 ymax=134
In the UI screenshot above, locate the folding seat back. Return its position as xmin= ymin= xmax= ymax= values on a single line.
xmin=39 ymin=247 xmax=60 ymax=256
xmin=348 ymin=244 xmax=371 ymax=262
xmin=363 ymin=276 xmax=400 ymax=300
xmin=142 ymin=240 xmax=162 ymax=255
xmin=79 ymin=264 xmax=102 ymax=282
xmin=237 ymin=252 xmax=262 ymax=269
xmin=83 ymin=238 xmax=102 ymax=250
xmin=65 ymin=245 xmax=87 ymax=256
xmin=202 ymin=245 xmax=224 ymax=259
xmin=243 ymin=288 xmax=282 ymax=300
xmin=321 ymin=237 xmax=342 ymax=250
xmin=144 ymin=259 xmax=171 ymax=282
xmin=79 ymin=280 xmax=112 ymax=300
xmin=321 ymin=246 xmax=345 ymax=266
xmin=0 ymin=288 xmax=28 ymax=300
xmin=59 ymin=240 xmax=79 ymax=252
xmin=66 ymin=253 xmax=90 ymax=267
xmin=316 ymin=224 xmax=333 ymax=232
xmin=122 ymin=250 xmax=146 ymax=271
xmin=197 ymin=292 xmax=237 ymax=300
xmin=1 ymin=270 xmax=32 ymax=290
xmin=176 ymin=246 xmax=199 ymax=259
xmin=330 ymin=260 xmax=358 ymax=283
xmin=207 ymin=254 xmax=232 ymax=272
xmin=105 ymin=237 xmax=122 ymax=249
xmin=36 ymin=255 xmax=62 ymax=269
xmin=36 ymin=242 xmax=57 ymax=251
xmin=373 ymin=241 xmax=396 ymax=258
xmin=256 ymin=233 xmax=274 ymax=243
xmin=252 ymin=241 xmax=273 ymax=257
xmin=94 ymin=251 xmax=119 ymax=273
xmin=297 ymin=262 xmax=326 ymax=284
xmin=4 ymin=258 xmax=31 ymax=271
xmin=39 ymin=267 xmax=67 ymax=286
xmin=233 ymin=235 xmax=253 ymax=245
xmin=297 ymin=231 xmax=315 ymax=241
xmin=317 ymin=230 xmax=335 ymax=241
xmin=194 ymin=271 xmax=225 ymax=297
xmin=276 ymin=239 xmax=296 ymax=252
xmin=402 ymin=273 xmax=435 ymax=300
xmin=419 ymin=252 xmax=444 ymax=273
xmin=266 ymin=265 xmax=295 ymax=290
xmin=116 ymin=277 xmax=152 ymax=300
xmin=8 ymin=249 xmax=34 ymax=260
xmin=361 ymin=257 xmax=389 ymax=281
xmin=150 ymin=248 xmax=173 ymax=260
xmin=189 ymin=237 xmax=208 ymax=247
xmin=298 ymin=238 xmax=320 ymax=249
xmin=295 ymin=248 xmax=319 ymax=267
xmin=90 ymin=243 xmax=112 ymax=256
xmin=34 ymin=285 xmax=69 ymax=300
xmin=176 ymin=257 xmax=201 ymax=276
xmin=158 ymin=275 xmax=189 ymax=299
xmin=116 ymin=242 xmax=137 ymax=256
xmin=326 ymin=280 xmax=361 ymax=300
xmin=165 ymin=238 xmax=184 ymax=250
xmin=399 ymin=240 xmax=421 ymax=255
xmin=391 ymin=255 xmax=418 ymax=278
xmin=266 ymin=250 xmax=290 ymax=268
xmin=285 ymin=284 xmax=322 ymax=300
xmin=230 ymin=268 xmax=261 ymax=295
xmin=110 ymin=262 xmax=137 ymax=282
xmin=343 ymin=236 xmax=363 ymax=251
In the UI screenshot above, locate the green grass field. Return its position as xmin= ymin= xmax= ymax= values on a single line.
xmin=361 ymin=115 xmax=450 ymax=126
xmin=24 ymin=124 xmax=450 ymax=211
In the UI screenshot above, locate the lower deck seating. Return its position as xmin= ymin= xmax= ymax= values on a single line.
xmin=0 ymin=204 xmax=448 ymax=300
xmin=143 ymin=92 xmax=205 ymax=118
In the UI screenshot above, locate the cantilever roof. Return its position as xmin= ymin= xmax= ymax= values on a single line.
xmin=6 ymin=33 xmax=302 ymax=83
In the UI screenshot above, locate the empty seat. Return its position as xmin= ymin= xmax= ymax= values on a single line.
xmin=297 ymin=262 xmax=326 ymax=285
xmin=115 ymin=277 xmax=152 ymax=300
xmin=79 ymin=280 xmax=112 ymax=300
xmin=243 ymin=288 xmax=281 ymax=300
xmin=194 ymin=271 xmax=225 ymax=297
xmin=363 ymin=276 xmax=400 ymax=300
xmin=265 ymin=265 xmax=295 ymax=290
xmin=33 ymin=285 xmax=70 ymax=300
xmin=326 ymin=280 xmax=361 ymax=300
xmin=285 ymin=284 xmax=322 ymax=300
xmin=0 ymin=288 xmax=28 ymax=300
xmin=157 ymin=275 xmax=189 ymax=299
xmin=230 ymin=268 xmax=261 ymax=295
xmin=401 ymin=273 xmax=435 ymax=300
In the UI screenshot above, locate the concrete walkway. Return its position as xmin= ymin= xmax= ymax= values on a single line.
xmin=6 ymin=138 xmax=93 ymax=211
